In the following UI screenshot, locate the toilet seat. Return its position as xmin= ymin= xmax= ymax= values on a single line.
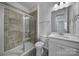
xmin=35 ymin=41 xmax=44 ymax=47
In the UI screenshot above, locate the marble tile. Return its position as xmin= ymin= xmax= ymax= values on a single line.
xmin=4 ymin=8 xmax=23 ymax=51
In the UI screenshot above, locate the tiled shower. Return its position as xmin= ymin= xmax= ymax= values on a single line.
xmin=3 ymin=7 xmax=37 ymax=55
xmin=4 ymin=8 xmax=23 ymax=51
xmin=0 ymin=2 xmax=49 ymax=56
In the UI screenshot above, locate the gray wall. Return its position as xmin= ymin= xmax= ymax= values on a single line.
xmin=68 ymin=2 xmax=79 ymax=34
xmin=38 ymin=3 xmax=53 ymax=37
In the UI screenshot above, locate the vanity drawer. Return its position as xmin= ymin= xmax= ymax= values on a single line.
xmin=50 ymin=38 xmax=79 ymax=49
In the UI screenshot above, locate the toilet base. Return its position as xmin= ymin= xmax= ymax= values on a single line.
xmin=36 ymin=48 xmax=44 ymax=56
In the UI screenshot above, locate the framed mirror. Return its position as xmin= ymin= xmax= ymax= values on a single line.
xmin=56 ymin=14 xmax=67 ymax=33
xmin=51 ymin=8 xmax=69 ymax=34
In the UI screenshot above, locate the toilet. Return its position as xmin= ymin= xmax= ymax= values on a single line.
xmin=35 ymin=41 xmax=44 ymax=56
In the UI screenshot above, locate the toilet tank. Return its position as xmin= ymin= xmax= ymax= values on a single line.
xmin=40 ymin=35 xmax=48 ymax=49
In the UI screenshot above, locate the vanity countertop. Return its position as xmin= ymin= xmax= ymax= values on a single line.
xmin=48 ymin=32 xmax=79 ymax=43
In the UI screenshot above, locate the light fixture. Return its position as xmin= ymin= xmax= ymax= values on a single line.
xmin=60 ymin=2 xmax=64 ymax=5
xmin=54 ymin=4 xmax=58 ymax=8
xmin=25 ymin=17 xmax=30 ymax=19
xmin=65 ymin=2 xmax=69 ymax=4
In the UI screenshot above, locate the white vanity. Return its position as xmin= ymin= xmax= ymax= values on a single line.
xmin=48 ymin=33 xmax=79 ymax=56
xmin=49 ymin=2 xmax=79 ymax=56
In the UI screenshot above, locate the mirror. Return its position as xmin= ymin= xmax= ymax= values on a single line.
xmin=56 ymin=14 xmax=67 ymax=34
xmin=51 ymin=8 xmax=69 ymax=34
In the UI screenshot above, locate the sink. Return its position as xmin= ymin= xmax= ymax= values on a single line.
xmin=48 ymin=32 xmax=72 ymax=39
xmin=48 ymin=32 xmax=79 ymax=42
xmin=54 ymin=33 xmax=70 ymax=39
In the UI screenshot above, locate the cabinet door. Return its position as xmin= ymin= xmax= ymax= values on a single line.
xmin=49 ymin=39 xmax=65 ymax=56
xmin=49 ymin=38 xmax=60 ymax=56
xmin=49 ymin=38 xmax=79 ymax=56
xmin=53 ymin=44 xmax=77 ymax=56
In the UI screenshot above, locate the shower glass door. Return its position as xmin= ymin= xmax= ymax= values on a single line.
xmin=4 ymin=8 xmax=23 ymax=52
xmin=4 ymin=8 xmax=34 ymax=56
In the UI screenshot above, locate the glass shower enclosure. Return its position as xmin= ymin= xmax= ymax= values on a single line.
xmin=4 ymin=8 xmax=34 ymax=56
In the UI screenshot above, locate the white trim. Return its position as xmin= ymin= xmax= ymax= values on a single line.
xmin=37 ymin=4 xmax=40 ymax=40
xmin=22 ymin=15 xmax=26 ymax=51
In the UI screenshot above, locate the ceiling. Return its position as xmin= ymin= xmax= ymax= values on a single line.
xmin=6 ymin=2 xmax=57 ymax=13
xmin=18 ymin=2 xmax=57 ymax=13
xmin=18 ymin=2 xmax=38 ymax=12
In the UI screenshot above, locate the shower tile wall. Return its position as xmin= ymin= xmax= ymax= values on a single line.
xmin=29 ymin=11 xmax=37 ymax=43
xmin=4 ymin=8 xmax=23 ymax=51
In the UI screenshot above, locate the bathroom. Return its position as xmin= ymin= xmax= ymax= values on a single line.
xmin=0 ymin=2 xmax=79 ymax=56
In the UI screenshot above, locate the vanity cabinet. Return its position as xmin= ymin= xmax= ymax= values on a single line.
xmin=49 ymin=38 xmax=79 ymax=56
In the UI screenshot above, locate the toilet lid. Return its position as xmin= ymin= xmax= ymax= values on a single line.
xmin=35 ymin=41 xmax=44 ymax=47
